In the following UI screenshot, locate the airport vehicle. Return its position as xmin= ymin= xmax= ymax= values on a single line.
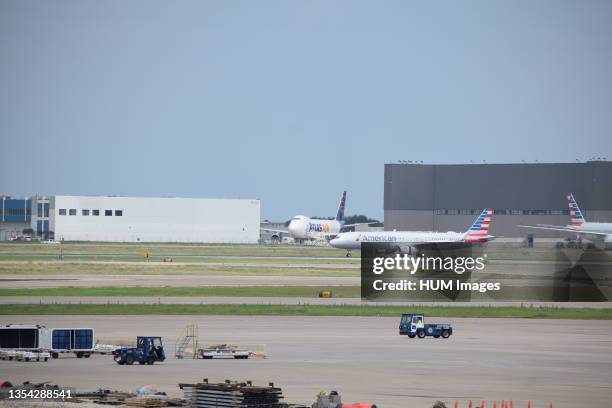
xmin=93 ymin=343 xmax=122 ymax=355
xmin=330 ymin=208 xmax=494 ymax=256
xmin=399 ymin=313 xmax=453 ymax=339
xmin=41 ymin=239 xmax=59 ymax=244
xmin=519 ymin=193 xmax=612 ymax=248
xmin=197 ymin=344 xmax=250 ymax=359
xmin=312 ymin=390 xmax=377 ymax=408
xmin=0 ymin=350 xmax=51 ymax=362
xmin=262 ymin=191 xmax=376 ymax=242
xmin=46 ymin=327 xmax=94 ymax=358
xmin=0 ymin=324 xmax=94 ymax=358
xmin=8 ymin=235 xmax=29 ymax=241
xmin=113 ymin=336 xmax=165 ymax=365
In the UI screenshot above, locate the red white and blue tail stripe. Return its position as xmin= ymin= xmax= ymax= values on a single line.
xmin=464 ymin=208 xmax=493 ymax=242
xmin=566 ymin=193 xmax=585 ymax=227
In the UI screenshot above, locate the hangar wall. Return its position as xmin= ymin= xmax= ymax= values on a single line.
xmin=52 ymin=196 xmax=261 ymax=243
xmin=384 ymin=161 xmax=612 ymax=237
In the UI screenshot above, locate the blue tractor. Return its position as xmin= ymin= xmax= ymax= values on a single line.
xmin=399 ymin=313 xmax=452 ymax=339
xmin=113 ymin=336 xmax=165 ymax=365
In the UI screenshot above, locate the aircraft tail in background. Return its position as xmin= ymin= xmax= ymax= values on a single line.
xmin=335 ymin=191 xmax=347 ymax=221
xmin=566 ymin=193 xmax=586 ymax=227
xmin=463 ymin=208 xmax=494 ymax=243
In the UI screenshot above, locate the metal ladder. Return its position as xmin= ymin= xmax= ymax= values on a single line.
xmin=175 ymin=324 xmax=198 ymax=359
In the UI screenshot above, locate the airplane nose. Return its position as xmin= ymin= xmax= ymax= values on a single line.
xmin=329 ymin=237 xmax=343 ymax=248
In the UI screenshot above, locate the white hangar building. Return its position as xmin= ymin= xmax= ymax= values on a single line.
xmin=47 ymin=195 xmax=260 ymax=243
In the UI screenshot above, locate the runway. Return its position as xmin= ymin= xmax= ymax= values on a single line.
xmin=1 ymin=315 xmax=610 ymax=408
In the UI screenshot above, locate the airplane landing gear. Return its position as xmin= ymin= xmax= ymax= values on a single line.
xmin=346 ymin=251 xmax=352 ymax=258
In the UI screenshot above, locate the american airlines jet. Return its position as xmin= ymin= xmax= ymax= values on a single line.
xmin=330 ymin=208 xmax=494 ymax=256
xmin=263 ymin=191 xmax=374 ymax=242
xmin=519 ymin=193 xmax=612 ymax=248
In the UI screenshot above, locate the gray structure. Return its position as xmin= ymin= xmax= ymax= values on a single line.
xmin=384 ymin=160 xmax=612 ymax=237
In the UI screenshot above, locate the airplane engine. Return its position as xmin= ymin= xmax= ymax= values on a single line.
xmin=398 ymin=245 xmax=420 ymax=256
xmin=604 ymin=235 xmax=612 ymax=250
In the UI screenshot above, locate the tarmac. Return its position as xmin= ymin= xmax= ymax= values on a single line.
xmin=2 ymin=315 xmax=611 ymax=408
xmin=0 ymin=274 xmax=359 ymax=288
xmin=1 ymin=296 xmax=611 ymax=308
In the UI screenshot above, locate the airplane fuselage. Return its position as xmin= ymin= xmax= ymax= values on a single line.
xmin=287 ymin=215 xmax=343 ymax=240
xmin=568 ymin=222 xmax=612 ymax=246
xmin=330 ymin=231 xmax=468 ymax=250
xmin=571 ymin=222 xmax=612 ymax=235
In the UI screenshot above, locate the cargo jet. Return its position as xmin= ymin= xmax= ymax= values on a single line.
xmin=330 ymin=208 xmax=494 ymax=256
xmin=263 ymin=191 xmax=375 ymax=243
xmin=519 ymin=193 xmax=612 ymax=249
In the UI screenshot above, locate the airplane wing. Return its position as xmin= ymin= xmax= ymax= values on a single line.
xmin=412 ymin=241 xmax=471 ymax=250
xmin=342 ymin=222 xmax=381 ymax=228
xmin=518 ymin=225 xmax=609 ymax=236
xmin=261 ymin=227 xmax=289 ymax=234
xmin=383 ymin=240 xmax=488 ymax=256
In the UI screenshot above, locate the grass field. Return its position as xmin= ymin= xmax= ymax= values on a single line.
xmin=1 ymin=303 xmax=610 ymax=319
xmin=0 ymin=261 xmax=358 ymax=276
xmin=0 ymin=242 xmax=353 ymax=258
xmin=0 ymin=285 xmax=361 ymax=298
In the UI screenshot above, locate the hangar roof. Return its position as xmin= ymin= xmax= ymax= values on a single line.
xmin=384 ymin=161 xmax=612 ymax=211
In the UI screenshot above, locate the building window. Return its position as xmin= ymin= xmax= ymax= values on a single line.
xmin=92 ymin=210 xmax=99 ymax=216
xmin=69 ymin=209 xmax=77 ymax=216
xmin=82 ymin=209 xmax=90 ymax=216
xmin=115 ymin=210 xmax=123 ymax=216
xmin=105 ymin=210 xmax=112 ymax=216
xmin=59 ymin=209 xmax=67 ymax=216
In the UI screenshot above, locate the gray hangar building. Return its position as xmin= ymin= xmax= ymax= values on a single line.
xmin=384 ymin=160 xmax=612 ymax=238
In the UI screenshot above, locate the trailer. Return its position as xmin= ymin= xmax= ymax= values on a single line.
xmin=0 ymin=325 xmax=42 ymax=350
xmin=197 ymin=345 xmax=251 ymax=359
xmin=0 ymin=350 xmax=50 ymax=362
xmin=399 ymin=313 xmax=453 ymax=339
xmin=0 ymin=324 xmax=95 ymax=358
xmin=41 ymin=327 xmax=95 ymax=358
xmin=16 ymin=351 xmax=51 ymax=362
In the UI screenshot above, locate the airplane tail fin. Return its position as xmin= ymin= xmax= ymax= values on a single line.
xmin=335 ymin=191 xmax=347 ymax=221
xmin=566 ymin=193 xmax=585 ymax=227
xmin=464 ymin=208 xmax=494 ymax=242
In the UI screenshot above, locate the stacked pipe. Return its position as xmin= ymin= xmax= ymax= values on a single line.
xmin=457 ymin=401 xmax=554 ymax=408
xmin=179 ymin=379 xmax=284 ymax=408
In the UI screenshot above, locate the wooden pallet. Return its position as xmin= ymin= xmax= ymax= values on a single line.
xmin=124 ymin=396 xmax=164 ymax=407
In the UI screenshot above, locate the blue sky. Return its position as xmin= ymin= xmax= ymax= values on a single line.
xmin=1 ymin=0 xmax=611 ymax=219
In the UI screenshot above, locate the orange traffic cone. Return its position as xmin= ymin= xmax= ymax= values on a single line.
xmin=493 ymin=402 xmax=497 ymax=408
